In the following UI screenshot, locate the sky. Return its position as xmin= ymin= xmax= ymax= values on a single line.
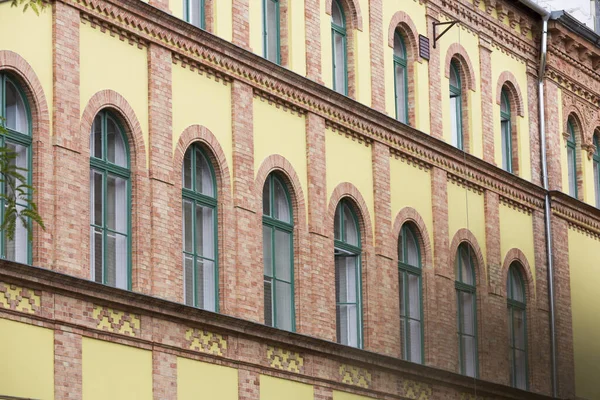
xmin=531 ymin=0 xmax=598 ymax=31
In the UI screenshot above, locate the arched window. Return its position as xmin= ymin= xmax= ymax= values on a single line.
xmin=594 ymin=134 xmax=600 ymax=208
xmin=449 ymin=61 xmax=463 ymax=150
xmin=90 ymin=111 xmax=130 ymax=289
xmin=0 ymin=73 xmax=32 ymax=264
xmin=507 ymin=263 xmax=528 ymax=390
xmin=263 ymin=173 xmax=294 ymax=331
xmin=394 ymin=31 xmax=408 ymax=124
xmin=398 ymin=224 xmax=423 ymax=363
xmin=455 ymin=243 xmax=477 ymax=377
xmin=334 ymin=199 xmax=362 ymax=348
xmin=184 ymin=0 xmax=205 ymax=29
xmin=182 ymin=143 xmax=218 ymax=311
xmin=567 ymin=118 xmax=578 ymax=198
xmin=331 ymin=0 xmax=347 ymax=95
xmin=263 ymin=0 xmax=281 ymax=64
xmin=501 ymin=88 xmax=513 ymax=173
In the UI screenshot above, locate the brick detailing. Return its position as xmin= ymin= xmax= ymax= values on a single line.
xmin=426 ymin=7 xmax=443 ymax=139
xmin=444 ymin=43 xmax=477 ymax=91
xmin=266 ymin=345 xmax=304 ymax=373
xmin=0 ymin=51 xmax=53 ymax=268
xmin=400 ymin=379 xmax=432 ymax=400
xmin=148 ymin=0 xmax=169 ymax=12
xmin=484 ymin=191 xmax=501 ymax=288
xmin=238 ymin=369 xmax=260 ymax=400
xmin=431 ymin=167 xmax=449 ymax=277
xmin=185 ymin=327 xmax=228 ymax=356
xmin=93 ymin=305 xmax=141 ymax=337
xmin=479 ymin=38 xmax=494 ymax=164
xmin=0 ymin=282 xmax=41 ymax=314
xmin=369 ymin=0 xmax=384 ymax=112
xmin=325 ymin=0 xmax=363 ymax=31
xmin=500 ymin=248 xmax=535 ymax=299
xmin=339 ymin=364 xmax=371 ymax=388
xmin=232 ymin=0 xmax=250 ymax=49
xmin=327 ymin=183 xmax=374 ymax=246
xmin=304 ymin=0 xmax=322 ymax=82
xmin=562 ymin=109 xmax=586 ymax=201
xmin=544 ymin=81 xmax=563 ymax=191
xmin=392 ymin=207 xmax=433 ymax=269
xmin=496 ymin=71 xmax=525 ymax=116
xmin=54 ymin=330 xmax=82 ymax=400
xmin=153 ymin=351 xmax=177 ymax=400
xmin=449 ymin=228 xmax=487 ymax=286
xmin=527 ymin=70 xmax=541 ymax=186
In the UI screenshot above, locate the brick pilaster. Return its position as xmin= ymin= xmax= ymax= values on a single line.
xmin=527 ymin=64 xmax=542 ymax=186
xmin=238 ymin=369 xmax=260 ymax=400
xmin=52 ymin=1 xmax=87 ymax=278
xmin=426 ymin=6 xmax=443 ymax=139
xmin=232 ymin=0 xmax=250 ymax=49
xmin=314 ymin=386 xmax=333 ymax=400
xmin=153 ymin=351 xmax=177 ymax=400
xmin=479 ymin=37 xmax=495 ymax=164
xmin=149 ymin=0 xmax=170 ymax=12
xmin=544 ymin=80 xmax=563 ymax=191
xmin=485 ymin=191 xmax=501 ymax=285
xmin=369 ymin=0 xmax=385 ymax=112
xmin=147 ymin=44 xmax=180 ymax=302
xmin=305 ymin=0 xmax=322 ymax=82
xmin=55 ymin=329 xmax=82 ymax=400
xmin=231 ymin=81 xmax=261 ymax=323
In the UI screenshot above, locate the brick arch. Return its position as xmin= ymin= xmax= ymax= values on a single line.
xmin=173 ymin=124 xmax=232 ymax=199
xmin=444 ymin=43 xmax=477 ymax=91
xmin=496 ymin=71 xmax=525 ymax=117
xmin=449 ymin=228 xmax=487 ymax=286
xmin=387 ymin=11 xmax=419 ymax=56
xmin=80 ymin=90 xmax=146 ymax=171
xmin=327 ymin=182 xmax=373 ymax=247
xmin=500 ymin=248 xmax=535 ymax=304
xmin=326 ymin=0 xmax=363 ymax=31
xmin=0 ymin=50 xmax=52 ymax=266
xmin=392 ymin=207 xmax=433 ymax=270
xmin=564 ymin=109 xmax=586 ymax=145
xmin=254 ymin=154 xmax=307 ymax=230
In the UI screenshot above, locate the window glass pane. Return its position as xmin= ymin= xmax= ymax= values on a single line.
xmin=91 ymin=115 xmax=103 ymax=159
xmin=91 ymin=170 xmax=103 ymax=226
xmin=106 ymin=117 xmax=126 ymax=167
xmin=513 ymin=309 xmax=526 ymax=350
xmin=196 ymin=149 xmax=214 ymax=197
xmin=275 ymin=280 xmax=292 ymax=330
xmin=336 ymin=255 xmax=356 ymax=303
xmin=106 ymin=175 xmax=127 ymax=234
xmin=5 ymin=80 xmax=28 ymax=134
xmin=450 ymin=95 xmax=459 ymax=148
xmin=501 ymin=91 xmax=509 ymax=114
xmin=400 ymin=316 xmax=407 ymax=359
xmin=460 ymin=291 xmax=475 ymax=335
xmin=459 ymin=246 xmax=474 ymax=285
xmin=263 ymin=226 xmax=273 ymax=276
xmin=510 ymin=268 xmax=525 ymax=303
xmin=515 ymin=349 xmax=527 ymax=389
xmin=334 ymin=204 xmax=342 ymax=240
xmin=6 ymin=204 xmax=27 ymax=263
xmin=408 ymin=273 xmax=420 ymax=318
xmin=332 ymin=0 xmax=343 ymax=26
xmin=405 ymin=228 xmax=419 ymax=267
xmin=92 ymin=226 xmax=103 ymax=283
xmin=274 ymin=230 xmax=291 ymax=281
xmin=183 ymin=200 xmax=193 ymax=253
xmin=343 ymin=205 xmax=358 ymax=246
xmin=184 ymin=255 xmax=194 ymax=306
xmin=106 ymin=232 xmax=127 ymax=289
xmin=393 ymin=33 xmax=405 ymax=58
xmin=395 ymin=63 xmax=407 ymax=123
xmin=273 ymin=178 xmax=291 ymax=223
xmin=461 ymin=335 xmax=476 ymax=377
xmin=195 ymin=204 xmax=214 ymax=259
xmin=266 ymin=0 xmax=278 ymax=63
xmin=3 ymin=142 xmax=27 ymax=202
xmin=595 ymin=160 xmax=600 ymax=208
xmin=450 ymin=64 xmax=459 ymax=88
xmin=264 ymin=278 xmax=273 ymax=326
xmin=183 ymin=149 xmax=193 ymax=189
xmin=263 ymin=178 xmax=271 ymax=216
xmin=337 ymin=304 xmax=357 ymax=347
xmin=398 ymin=270 xmax=405 ymax=317
xmin=190 ymin=0 xmax=202 ymax=28
xmin=568 ymin=147 xmax=576 ymax=196
xmin=198 ymin=259 xmax=215 ymax=311
xmin=409 ymin=319 xmax=422 ymax=363
xmin=334 ymin=32 xmax=346 ymax=94
xmin=501 ymin=120 xmax=510 ymax=171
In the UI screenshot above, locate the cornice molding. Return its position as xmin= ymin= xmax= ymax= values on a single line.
xmin=551 ymin=191 xmax=600 ymax=239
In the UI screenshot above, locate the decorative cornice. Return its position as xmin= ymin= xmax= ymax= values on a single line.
xmin=499 ymin=195 xmax=533 ymax=215
xmin=390 ymin=147 xmax=432 ymax=171
xmin=325 ymin=119 xmax=373 ymax=146
xmin=172 ymin=53 xmax=232 ymax=84
xmin=448 ymin=172 xmax=485 ymax=194
xmin=551 ymin=191 xmax=600 ymax=239
xmin=253 ymin=88 xmax=308 ymax=117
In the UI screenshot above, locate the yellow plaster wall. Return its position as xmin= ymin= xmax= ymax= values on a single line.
xmin=389 ymin=157 xmax=433 ymax=247
xmin=80 ymin=22 xmax=149 ymax=165
xmin=250 ymin=0 xmax=263 ymax=58
xmin=568 ymin=229 xmax=600 ymax=400
xmin=82 ymin=337 xmax=152 ymax=400
xmin=169 ymin=0 xmax=183 ymax=19
xmin=253 ymin=98 xmax=308 ymax=222
xmin=498 ymin=204 xmax=535 ymax=287
xmin=172 ymin=64 xmax=233 ymax=178
xmin=0 ymin=4 xmax=53 ymax=136
xmin=581 ymin=148 xmax=595 ymax=206
xmin=382 ymin=0 xmax=430 ymax=133
xmin=333 ymin=390 xmax=376 ymax=400
xmin=447 ymin=182 xmax=486 ymax=263
xmin=178 ymin=357 xmax=238 ymax=400
xmin=260 ymin=375 xmax=313 ymax=400
xmin=438 ymin=21 xmax=483 ymax=158
xmin=491 ymin=49 xmax=531 ymax=181
xmin=325 ymin=128 xmax=375 ymax=242
xmin=215 ymin=0 xmax=234 ymax=42
xmin=0 ymin=318 xmax=54 ymax=399
xmin=289 ymin=0 xmax=307 ymax=76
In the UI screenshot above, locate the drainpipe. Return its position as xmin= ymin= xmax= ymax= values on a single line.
xmin=517 ymin=2 xmax=557 ymax=397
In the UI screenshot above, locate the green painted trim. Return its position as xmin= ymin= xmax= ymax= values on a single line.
xmin=262 ymin=173 xmax=295 ymax=331
xmin=393 ymin=32 xmax=409 ymax=125
xmin=507 ymin=265 xmax=529 ymax=390
xmin=331 ymin=0 xmax=348 ymax=96
xmin=567 ymin=120 xmax=578 ymax=198
xmin=184 ymin=0 xmax=206 ymax=29
xmin=0 ymin=74 xmax=33 ymax=265
xmin=262 ymin=0 xmax=281 ymax=65
xmin=182 ymin=144 xmax=219 ymax=312
xmin=500 ymin=90 xmax=513 ymax=173
xmin=449 ymin=61 xmax=463 ymax=151
xmin=455 ymin=243 xmax=479 ymax=378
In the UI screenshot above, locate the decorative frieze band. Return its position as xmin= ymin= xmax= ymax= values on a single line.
xmin=0 ymin=282 xmax=41 ymax=315
xmin=266 ymin=345 xmax=304 ymax=373
xmin=253 ymin=89 xmax=308 ymax=117
xmin=93 ymin=305 xmax=141 ymax=337
xmin=185 ymin=327 xmax=228 ymax=356
xmin=499 ymin=195 xmax=533 ymax=215
xmin=339 ymin=364 xmax=371 ymax=388
xmin=401 ymin=378 xmax=432 ymax=400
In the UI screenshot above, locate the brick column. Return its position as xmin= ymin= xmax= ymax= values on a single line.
xmin=153 ymin=351 xmax=177 ymax=400
xmin=369 ymin=0 xmax=385 ymax=112
xmin=544 ymin=80 xmax=563 ymax=191
xmin=147 ymin=44 xmax=180 ymax=302
xmin=479 ymin=36 xmax=495 ymax=164
xmin=238 ymin=369 xmax=260 ymax=400
xmin=149 ymin=0 xmax=170 ymax=12
xmin=55 ymin=329 xmax=82 ymax=400
xmin=305 ymin=0 xmax=322 ymax=82
xmin=231 ymin=81 xmax=261 ymax=323
xmin=426 ymin=6 xmax=443 ymax=139
xmin=52 ymin=1 xmax=87 ymax=278
xmin=527 ymin=64 xmax=542 ymax=186
xmin=304 ymin=112 xmax=335 ymax=342
xmin=314 ymin=386 xmax=333 ymax=400
xmin=232 ymin=0 xmax=250 ymax=49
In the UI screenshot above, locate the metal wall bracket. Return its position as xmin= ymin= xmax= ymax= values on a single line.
xmin=433 ymin=21 xmax=459 ymax=48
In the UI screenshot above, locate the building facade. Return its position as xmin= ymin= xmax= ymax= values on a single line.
xmin=0 ymin=0 xmax=599 ymax=398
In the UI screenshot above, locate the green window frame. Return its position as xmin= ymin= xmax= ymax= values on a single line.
xmin=594 ymin=135 xmax=600 ymax=208
xmin=507 ymin=264 xmax=528 ymax=390
xmin=449 ymin=61 xmax=463 ymax=150
xmin=398 ymin=224 xmax=423 ymax=363
xmin=0 ymin=73 xmax=33 ymax=265
xmin=331 ymin=0 xmax=348 ymax=96
xmin=90 ymin=110 xmax=131 ymax=290
xmin=455 ymin=243 xmax=478 ymax=378
xmin=393 ymin=31 xmax=409 ymax=124
xmin=567 ymin=119 xmax=578 ymax=198
xmin=334 ymin=199 xmax=363 ymax=348
xmin=263 ymin=0 xmax=281 ymax=64
xmin=262 ymin=173 xmax=294 ymax=331
xmin=182 ymin=143 xmax=218 ymax=312
xmin=501 ymin=89 xmax=513 ymax=173
xmin=183 ymin=0 xmax=205 ymax=29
